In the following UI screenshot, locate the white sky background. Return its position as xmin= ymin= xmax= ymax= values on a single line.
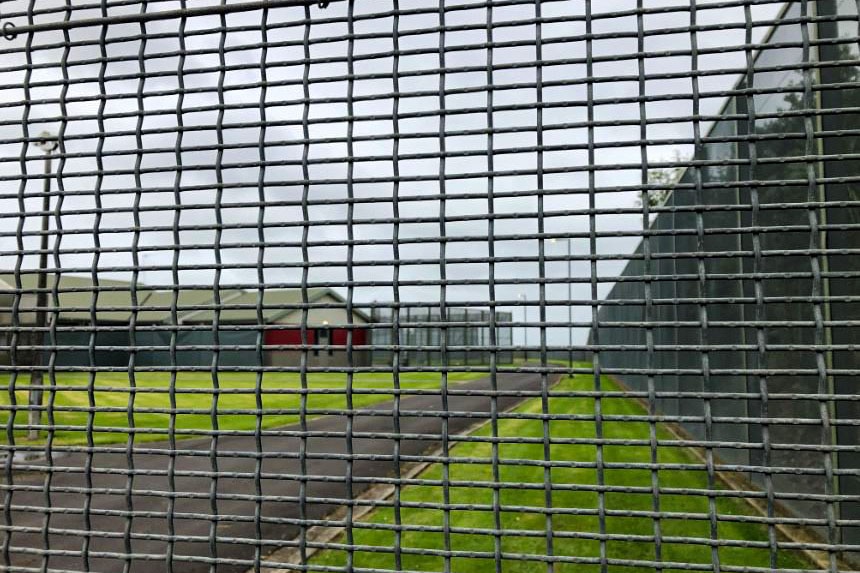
xmin=0 ymin=0 xmax=785 ymax=346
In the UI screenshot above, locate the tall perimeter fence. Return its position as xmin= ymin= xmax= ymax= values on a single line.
xmin=0 ymin=1 xmax=856 ymax=573
xmin=596 ymin=0 xmax=860 ymax=559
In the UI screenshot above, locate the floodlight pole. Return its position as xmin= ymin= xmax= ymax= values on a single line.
xmin=551 ymin=238 xmax=574 ymax=377
xmin=518 ymin=293 xmax=528 ymax=362
xmin=28 ymin=132 xmax=58 ymax=441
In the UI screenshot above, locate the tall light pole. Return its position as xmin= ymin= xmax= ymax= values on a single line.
xmin=550 ymin=237 xmax=574 ymax=376
xmin=28 ymin=131 xmax=58 ymax=440
xmin=518 ymin=292 xmax=528 ymax=362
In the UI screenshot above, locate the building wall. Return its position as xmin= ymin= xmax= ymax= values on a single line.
xmin=264 ymin=326 xmax=370 ymax=368
xmin=0 ymin=292 xmax=42 ymax=366
xmin=25 ymin=322 xmax=372 ymax=369
xmin=277 ymin=295 xmax=368 ymax=327
xmin=0 ymin=287 xmax=372 ymax=369
xmin=0 ymin=291 xmax=14 ymax=365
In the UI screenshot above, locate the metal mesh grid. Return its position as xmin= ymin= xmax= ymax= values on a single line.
xmin=0 ymin=0 xmax=857 ymax=572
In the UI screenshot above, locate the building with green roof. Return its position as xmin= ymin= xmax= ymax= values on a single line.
xmin=0 ymin=273 xmax=370 ymax=368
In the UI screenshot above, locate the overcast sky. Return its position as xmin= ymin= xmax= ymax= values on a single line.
xmin=0 ymin=0 xmax=785 ymax=345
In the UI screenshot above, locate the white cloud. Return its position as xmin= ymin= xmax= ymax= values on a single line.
xmin=0 ymin=0 xmax=786 ymax=345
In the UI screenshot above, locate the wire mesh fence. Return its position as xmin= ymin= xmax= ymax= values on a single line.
xmin=0 ymin=0 xmax=857 ymax=572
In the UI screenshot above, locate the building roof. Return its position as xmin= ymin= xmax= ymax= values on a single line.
xmin=0 ymin=272 xmax=368 ymax=325
xmin=0 ymin=272 xmax=139 ymax=323
xmin=174 ymin=287 xmax=337 ymax=324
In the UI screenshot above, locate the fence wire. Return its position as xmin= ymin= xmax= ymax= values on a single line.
xmin=0 ymin=0 xmax=857 ymax=572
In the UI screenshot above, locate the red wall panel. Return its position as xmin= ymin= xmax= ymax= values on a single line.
xmin=331 ymin=328 xmax=367 ymax=346
xmin=265 ymin=327 xmax=366 ymax=347
xmin=264 ymin=328 xmax=315 ymax=346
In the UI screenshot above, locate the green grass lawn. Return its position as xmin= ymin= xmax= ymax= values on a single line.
xmin=311 ymin=368 xmax=811 ymax=572
xmin=0 ymin=370 xmax=485 ymax=445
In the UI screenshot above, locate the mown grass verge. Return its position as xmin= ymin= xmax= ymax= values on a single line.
xmin=310 ymin=366 xmax=809 ymax=572
xmin=0 ymin=370 xmax=485 ymax=445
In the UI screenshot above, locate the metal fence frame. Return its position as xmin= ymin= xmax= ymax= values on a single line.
xmin=0 ymin=0 xmax=857 ymax=572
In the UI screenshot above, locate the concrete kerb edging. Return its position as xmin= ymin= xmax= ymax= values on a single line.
xmin=606 ymin=373 xmax=854 ymax=572
xmin=257 ymin=371 xmax=564 ymax=572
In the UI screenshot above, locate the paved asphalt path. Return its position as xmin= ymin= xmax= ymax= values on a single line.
xmin=3 ymin=370 xmax=554 ymax=573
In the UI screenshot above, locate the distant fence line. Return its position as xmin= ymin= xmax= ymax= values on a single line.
xmin=369 ymin=307 xmax=515 ymax=366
